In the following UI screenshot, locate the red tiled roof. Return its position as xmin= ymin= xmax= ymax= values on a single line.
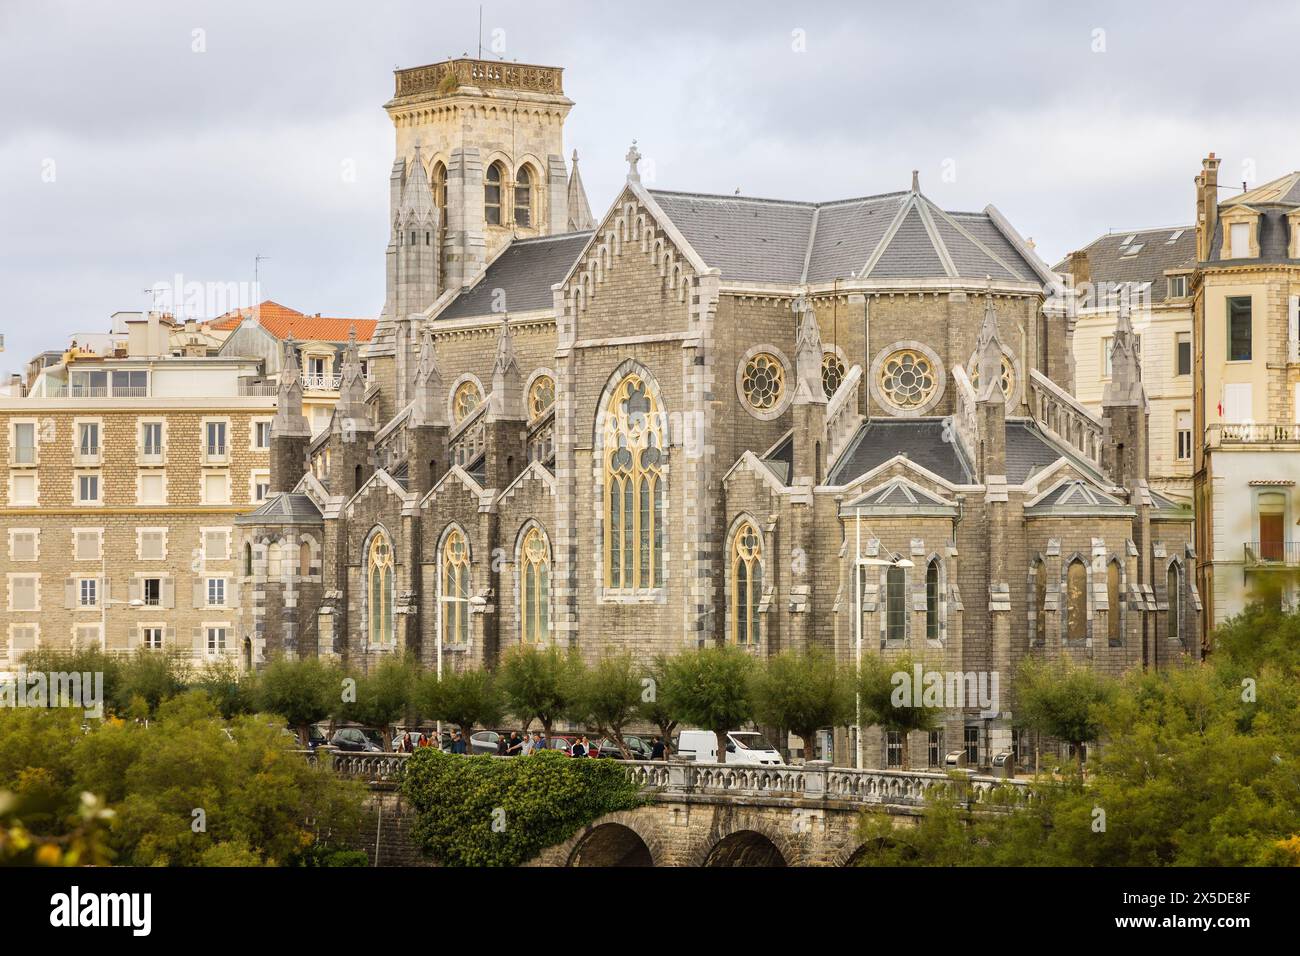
xmin=213 ymin=300 xmax=377 ymax=342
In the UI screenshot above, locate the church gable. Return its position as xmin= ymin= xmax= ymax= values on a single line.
xmin=840 ymin=475 xmax=958 ymax=517
xmin=1024 ymin=477 xmax=1133 ymax=517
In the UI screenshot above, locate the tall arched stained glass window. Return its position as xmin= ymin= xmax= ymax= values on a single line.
xmin=520 ymin=526 xmax=550 ymax=644
xmin=442 ymin=528 xmax=471 ymax=645
xmin=368 ymin=531 xmax=395 ymax=646
xmin=603 ymin=373 xmax=665 ymax=590
xmin=731 ymin=521 xmax=762 ymax=645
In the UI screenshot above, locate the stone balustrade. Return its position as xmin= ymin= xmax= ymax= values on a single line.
xmin=1029 ymin=369 xmax=1104 ymax=465
xmin=825 ymin=364 xmax=863 ymax=464
xmin=311 ymin=749 xmax=1032 ymax=808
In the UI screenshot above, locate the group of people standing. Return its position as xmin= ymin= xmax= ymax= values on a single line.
xmin=396 ymin=729 xmax=671 ymax=759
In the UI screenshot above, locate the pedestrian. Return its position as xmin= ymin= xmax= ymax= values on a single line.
xmin=650 ymin=735 xmax=667 ymax=760
xmin=507 ymin=730 xmax=524 ymax=756
xmin=451 ymin=730 xmax=467 ymax=755
xmin=533 ymin=731 xmax=545 ymax=754
xmin=400 ymin=731 xmax=413 ymax=753
xmin=570 ymin=736 xmax=587 ymax=758
xmin=496 ymin=733 xmax=509 ymax=756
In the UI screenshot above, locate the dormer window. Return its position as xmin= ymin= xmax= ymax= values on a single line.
xmin=1230 ymin=222 xmax=1250 ymax=258
xmin=1221 ymin=207 xmax=1259 ymax=259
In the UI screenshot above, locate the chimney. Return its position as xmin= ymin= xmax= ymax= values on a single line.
xmin=1068 ymin=248 xmax=1090 ymax=290
xmin=1200 ymin=153 xmax=1221 ymax=261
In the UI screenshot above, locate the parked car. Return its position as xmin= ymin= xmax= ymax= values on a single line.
xmin=676 ymin=729 xmax=785 ymax=766
xmin=469 ymin=730 xmax=502 ymax=755
xmin=330 ymin=727 xmax=383 ymax=753
xmin=596 ymin=735 xmax=654 ymax=760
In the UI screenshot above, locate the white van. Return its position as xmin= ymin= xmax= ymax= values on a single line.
xmin=676 ymin=730 xmax=785 ymax=766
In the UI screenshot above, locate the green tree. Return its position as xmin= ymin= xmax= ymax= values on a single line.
xmin=751 ymin=649 xmax=852 ymax=764
xmin=498 ymin=645 xmax=582 ymax=746
xmin=113 ymin=650 xmax=191 ymax=720
xmin=637 ymin=656 xmax=679 ymax=755
xmin=340 ymin=655 xmax=417 ymax=750
xmin=255 ymin=656 xmax=341 ymax=747
xmin=572 ymin=653 xmax=643 ymax=758
xmin=415 ymin=668 xmax=503 ymax=746
xmin=189 ymin=657 xmax=256 ymax=720
xmin=1015 ymin=657 xmax=1115 ymax=772
xmin=661 ymin=645 xmax=754 ymax=764
xmin=857 ymin=654 xmax=942 ymax=770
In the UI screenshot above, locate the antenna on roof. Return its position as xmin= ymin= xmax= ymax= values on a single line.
xmin=253 ymin=254 xmax=270 ymax=326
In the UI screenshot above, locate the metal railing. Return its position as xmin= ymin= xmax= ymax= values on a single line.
xmin=302 ymin=373 xmax=342 ymax=391
xmin=1244 ymin=540 xmax=1300 ymax=567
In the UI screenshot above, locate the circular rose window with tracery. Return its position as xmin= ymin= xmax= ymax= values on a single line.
xmin=969 ymin=354 xmax=1015 ymax=399
xmin=821 ymin=352 xmax=845 ymax=399
xmin=453 ymin=380 xmax=482 ymax=423
xmin=528 ymin=375 xmax=555 ymax=420
xmin=879 ymin=349 xmax=937 ymax=409
xmin=741 ymin=352 xmax=785 ymax=411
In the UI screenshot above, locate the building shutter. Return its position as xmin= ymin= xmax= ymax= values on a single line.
xmin=101 ymin=578 xmax=111 ymax=603
xmin=193 ymin=579 xmax=204 ymax=609
xmin=1223 ymin=383 xmax=1253 ymax=424
xmin=162 ymin=578 xmax=175 ymax=609
xmin=164 ymin=626 xmax=175 ymax=648
xmin=228 ymin=577 xmax=240 ymax=609
xmin=1289 ymin=295 xmax=1299 ymax=357
xmin=65 ymin=578 xmax=76 ymax=609
xmin=127 ymin=631 xmax=140 ymax=651
xmin=192 ymin=627 xmax=205 ymax=659
xmin=129 ymin=579 xmax=141 ymax=604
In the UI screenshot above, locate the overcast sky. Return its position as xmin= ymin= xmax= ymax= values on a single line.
xmin=3 ymin=0 xmax=1298 ymax=376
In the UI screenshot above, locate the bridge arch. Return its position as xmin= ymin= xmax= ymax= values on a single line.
xmin=703 ymin=829 xmax=788 ymax=867
xmin=567 ymin=822 xmax=655 ymax=867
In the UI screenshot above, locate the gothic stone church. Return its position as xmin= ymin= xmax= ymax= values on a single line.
xmin=234 ymin=57 xmax=1199 ymax=767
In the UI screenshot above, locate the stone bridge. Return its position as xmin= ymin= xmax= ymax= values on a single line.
xmin=316 ymin=752 xmax=1032 ymax=866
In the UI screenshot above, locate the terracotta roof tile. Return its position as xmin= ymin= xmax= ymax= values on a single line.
xmin=214 ymin=300 xmax=376 ymax=342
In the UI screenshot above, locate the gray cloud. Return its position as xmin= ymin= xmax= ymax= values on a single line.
xmin=3 ymin=0 xmax=1298 ymax=374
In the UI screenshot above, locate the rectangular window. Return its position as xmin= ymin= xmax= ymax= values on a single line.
xmin=885 ymin=569 xmax=906 ymax=641
xmin=1223 ymin=383 xmax=1253 ymax=423
xmin=141 ymin=421 xmax=163 ymax=458
xmin=964 ymin=726 xmax=981 ymax=767
xmin=1230 ymin=221 xmax=1250 ymax=258
xmin=139 ymin=473 xmax=165 ymax=504
xmin=1167 ymin=275 xmax=1188 ymax=299
xmin=77 ymin=474 xmax=100 ymax=504
xmin=142 ymin=627 xmax=164 ymax=650
xmin=71 ymin=370 xmax=107 ymax=397
xmin=9 ymin=624 xmax=38 ymax=657
xmin=206 ymin=627 xmax=227 ymax=655
xmin=204 ymin=473 xmax=229 ymax=504
xmin=1176 ymin=332 xmax=1192 ymax=376
xmin=254 ymin=421 xmax=271 ymax=449
xmin=12 ymin=422 xmax=36 ymax=464
xmin=74 ymin=624 xmax=102 ymax=649
xmin=1176 ymin=411 xmax=1192 ymax=461
xmin=10 ymin=474 xmax=37 ymax=505
xmin=142 ymin=578 xmax=162 ymax=606
xmin=10 ymin=576 xmax=38 ymax=612
xmin=885 ymin=731 xmax=902 ymax=768
xmin=205 ymin=421 xmax=227 ymax=457
xmin=138 ymin=530 xmax=166 ymax=561
xmin=254 ymin=478 xmax=270 ymax=502
xmin=79 ymin=578 xmax=98 ymax=608
xmin=928 ymin=730 xmax=943 ymax=768
xmin=77 ymin=422 xmax=100 ymax=457
xmin=111 ymin=369 xmax=147 ymax=397
xmin=1228 ymin=297 xmax=1252 ymax=361
xmin=1101 ymin=336 xmax=1113 ymax=378
xmin=10 ymin=531 xmax=37 ymax=561
xmin=204 ymin=529 xmax=230 ymax=561
xmin=74 ymin=530 xmax=101 ymax=561
xmin=207 ymin=578 xmax=226 ymax=607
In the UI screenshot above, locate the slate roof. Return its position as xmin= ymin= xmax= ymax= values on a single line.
xmin=1024 ymin=478 xmax=1130 ymax=516
xmin=233 ymin=492 xmax=323 ymax=526
xmin=438 ymin=231 xmax=594 ymax=320
xmin=648 ymin=187 xmax=1043 ymax=284
xmin=828 ymin=419 xmax=974 ymax=485
xmin=841 ymin=478 xmax=956 ymax=515
xmin=1005 ymin=419 xmax=1102 ymax=484
xmin=1203 ymin=172 xmax=1300 ymax=266
xmin=760 ymin=432 xmax=794 ymax=484
xmin=1053 ymin=227 xmax=1196 ymax=306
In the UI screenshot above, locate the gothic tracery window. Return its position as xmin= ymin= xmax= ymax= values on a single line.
xmin=431 ymin=161 xmax=447 ymax=214
xmin=969 ymin=353 xmax=1015 ymax=398
xmin=367 ymin=531 xmax=395 ymax=646
xmin=603 ymin=373 xmax=665 ymax=590
xmin=886 ymin=566 xmax=906 ymax=641
xmin=879 ymin=349 xmax=937 ymax=409
xmin=741 ymin=352 xmax=785 ymax=411
xmin=925 ymin=558 xmax=941 ymax=640
xmin=441 ymin=528 xmax=471 ymax=645
xmin=1167 ymin=561 xmax=1182 ymax=645
xmin=453 ymin=380 xmax=483 ymax=423
xmin=520 ymin=526 xmax=550 ymax=644
xmin=528 ymin=374 xmax=555 ymax=420
xmin=1107 ymin=560 xmax=1122 ymax=645
xmin=1033 ymin=558 xmax=1048 ymax=646
xmin=821 ymin=351 xmax=845 ymax=399
xmin=731 ymin=521 xmax=763 ymax=646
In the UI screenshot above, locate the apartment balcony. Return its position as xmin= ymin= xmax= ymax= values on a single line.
xmin=1244 ymin=541 xmax=1300 ymax=568
xmin=237 ymin=381 xmax=278 ymax=397
xmin=1206 ymin=423 xmax=1300 ymax=447
xmin=302 ymin=373 xmax=342 ymax=392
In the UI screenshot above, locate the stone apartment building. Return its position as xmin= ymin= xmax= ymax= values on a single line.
xmin=1057 ymin=227 xmax=1197 ymax=503
xmin=1191 ymin=157 xmax=1300 ymax=640
xmin=233 ymin=55 xmax=1196 ymax=770
xmin=1 ymin=321 xmax=275 ymax=668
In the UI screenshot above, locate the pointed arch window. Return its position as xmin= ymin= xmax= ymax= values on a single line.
xmin=1066 ymin=558 xmax=1088 ymax=643
xmin=368 ymin=531 xmax=395 ymax=646
xmin=603 ymin=373 xmax=665 ymax=590
xmin=1107 ymin=560 xmax=1122 ymax=645
xmin=441 ymin=528 xmax=471 ymax=645
xmin=886 ymin=566 xmax=906 ymax=642
xmin=514 ymin=166 xmax=532 ymax=227
xmin=1167 ymin=561 xmax=1182 ymax=644
xmin=431 ymin=161 xmax=447 ymax=213
xmin=520 ymin=526 xmax=550 ymax=644
xmin=925 ymin=558 xmax=941 ymax=640
xmin=485 ymin=162 xmax=505 ymax=226
xmin=731 ymin=521 xmax=763 ymax=645
xmin=1032 ymin=557 xmax=1047 ymax=646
